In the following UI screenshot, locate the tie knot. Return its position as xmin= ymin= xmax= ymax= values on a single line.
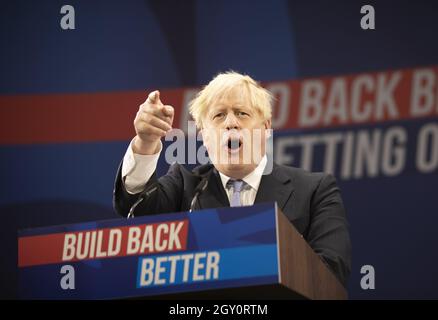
xmin=227 ymin=179 xmax=245 ymax=192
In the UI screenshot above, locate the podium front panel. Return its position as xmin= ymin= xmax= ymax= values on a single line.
xmin=18 ymin=203 xmax=280 ymax=299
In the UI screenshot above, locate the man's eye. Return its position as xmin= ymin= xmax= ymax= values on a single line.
xmin=237 ymin=111 xmax=248 ymax=117
xmin=214 ymin=113 xmax=224 ymax=119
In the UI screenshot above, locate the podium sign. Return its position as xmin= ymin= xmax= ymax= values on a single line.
xmin=18 ymin=203 xmax=282 ymax=299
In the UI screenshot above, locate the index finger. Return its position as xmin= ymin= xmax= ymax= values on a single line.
xmin=146 ymin=90 xmax=160 ymax=104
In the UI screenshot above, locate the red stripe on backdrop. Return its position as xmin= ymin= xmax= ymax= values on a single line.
xmin=1 ymin=66 xmax=437 ymax=145
xmin=0 ymin=89 xmax=185 ymax=145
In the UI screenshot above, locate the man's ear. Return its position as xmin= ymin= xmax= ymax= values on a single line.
xmin=264 ymin=119 xmax=272 ymax=139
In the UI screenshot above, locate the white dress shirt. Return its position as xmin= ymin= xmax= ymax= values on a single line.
xmin=217 ymin=156 xmax=267 ymax=206
xmin=121 ymin=140 xmax=267 ymax=206
xmin=121 ymin=139 xmax=162 ymax=194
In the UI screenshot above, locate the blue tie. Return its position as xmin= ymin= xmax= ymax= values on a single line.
xmin=227 ymin=179 xmax=245 ymax=207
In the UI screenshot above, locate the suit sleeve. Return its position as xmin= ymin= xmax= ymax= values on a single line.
xmin=113 ymin=160 xmax=184 ymax=217
xmin=306 ymin=173 xmax=352 ymax=287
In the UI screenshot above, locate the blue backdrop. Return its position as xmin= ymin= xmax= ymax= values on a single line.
xmin=1 ymin=0 xmax=438 ymax=299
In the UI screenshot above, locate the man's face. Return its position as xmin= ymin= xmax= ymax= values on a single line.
xmin=201 ymin=88 xmax=271 ymax=179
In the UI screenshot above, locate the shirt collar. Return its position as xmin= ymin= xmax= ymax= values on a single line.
xmin=218 ymin=155 xmax=267 ymax=191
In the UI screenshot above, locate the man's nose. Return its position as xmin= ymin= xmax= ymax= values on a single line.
xmin=224 ymin=113 xmax=240 ymax=130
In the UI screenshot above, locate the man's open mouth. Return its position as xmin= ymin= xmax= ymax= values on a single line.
xmin=226 ymin=137 xmax=242 ymax=154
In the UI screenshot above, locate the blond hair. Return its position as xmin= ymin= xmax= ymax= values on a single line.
xmin=189 ymin=71 xmax=273 ymax=128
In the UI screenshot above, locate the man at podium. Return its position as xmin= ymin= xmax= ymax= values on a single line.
xmin=113 ymin=72 xmax=351 ymax=287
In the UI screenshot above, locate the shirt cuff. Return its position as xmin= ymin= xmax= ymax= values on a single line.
xmin=121 ymin=139 xmax=162 ymax=194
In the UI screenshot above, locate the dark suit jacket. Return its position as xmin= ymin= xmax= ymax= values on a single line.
xmin=113 ymin=160 xmax=352 ymax=287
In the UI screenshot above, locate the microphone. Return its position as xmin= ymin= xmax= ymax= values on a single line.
xmin=189 ymin=177 xmax=209 ymax=213
xmin=127 ymin=182 xmax=158 ymax=219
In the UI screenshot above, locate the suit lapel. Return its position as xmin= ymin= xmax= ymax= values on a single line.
xmin=198 ymin=167 xmax=230 ymax=208
xmin=254 ymin=163 xmax=295 ymax=210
